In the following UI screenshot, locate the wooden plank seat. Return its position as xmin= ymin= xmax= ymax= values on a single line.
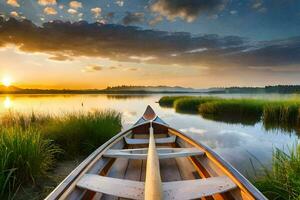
xmin=124 ymin=135 xmax=176 ymax=145
xmin=103 ymin=148 xmax=204 ymax=159
xmin=77 ymin=174 xmax=236 ymax=200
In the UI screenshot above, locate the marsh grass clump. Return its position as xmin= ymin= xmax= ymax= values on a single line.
xmin=0 ymin=111 xmax=51 ymax=129
xmin=263 ymin=101 xmax=300 ymax=132
xmin=0 ymin=148 xmax=17 ymax=200
xmin=43 ymin=110 xmax=122 ymax=157
xmin=0 ymin=127 xmax=60 ymax=199
xmin=174 ymin=97 xmax=219 ymax=113
xmin=0 ymin=109 xmax=122 ymax=198
xmin=159 ymin=96 xmax=300 ymax=130
xmin=255 ymin=144 xmax=300 ymax=199
xmin=158 ymin=96 xmax=188 ymax=107
xmin=199 ymin=99 xmax=265 ymax=125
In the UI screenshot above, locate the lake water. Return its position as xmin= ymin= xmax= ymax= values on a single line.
xmin=0 ymin=93 xmax=299 ymax=178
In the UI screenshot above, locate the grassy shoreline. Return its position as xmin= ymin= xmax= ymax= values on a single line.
xmin=0 ymin=110 xmax=122 ymax=199
xmin=159 ymin=96 xmax=300 ymax=132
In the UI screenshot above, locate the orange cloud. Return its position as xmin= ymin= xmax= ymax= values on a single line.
xmin=82 ymin=65 xmax=102 ymax=72
xmin=44 ymin=7 xmax=57 ymax=15
xmin=69 ymin=1 xmax=82 ymax=9
xmin=6 ymin=0 xmax=19 ymax=7
xmin=91 ymin=7 xmax=102 ymax=18
xmin=68 ymin=8 xmax=77 ymax=15
xmin=10 ymin=11 xmax=19 ymax=17
xmin=38 ymin=0 xmax=57 ymax=6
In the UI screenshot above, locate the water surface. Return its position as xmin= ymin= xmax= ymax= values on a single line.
xmin=0 ymin=94 xmax=298 ymax=177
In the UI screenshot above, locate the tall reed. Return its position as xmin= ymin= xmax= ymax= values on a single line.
xmin=159 ymin=95 xmax=300 ymax=129
xmin=263 ymin=101 xmax=300 ymax=132
xmin=198 ymin=99 xmax=265 ymax=124
xmin=174 ymin=97 xmax=219 ymax=113
xmin=43 ymin=110 xmax=122 ymax=157
xmin=158 ymin=96 xmax=188 ymax=107
xmin=0 ymin=127 xmax=59 ymax=199
xmin=255 ymin=143 xmax=300 ymax=199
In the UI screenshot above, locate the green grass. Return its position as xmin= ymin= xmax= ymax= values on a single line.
xmin=158 ymin=96 xmax=188 ymax=107
xmin=199 ymin=99 xmax=266 ymax=125
xmin=0 ymin=127 xmax=60 ymax=199
xmin=255 ymin=143 xmax=300 ymax=199
xmin=43 ymin=110 xmax=122 ymax=157
xmin=263 ymin=101 xmax=300 ymax=132
xmin=174 ymin=97 xmax=219 ymax=113
xmin=159 ymin=96 xmax=300 ymax=130
xmin=0 ymin=110 xmax=122 ymax=199
xmin=0 ymin=148 xmax=17 ymax=200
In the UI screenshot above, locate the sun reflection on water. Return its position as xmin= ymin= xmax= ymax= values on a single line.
xmin=4 ymin=96 xmax=12 ymax=109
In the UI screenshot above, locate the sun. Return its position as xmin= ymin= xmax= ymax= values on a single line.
xmin=2 ymin=76 xmax=12 ymax=87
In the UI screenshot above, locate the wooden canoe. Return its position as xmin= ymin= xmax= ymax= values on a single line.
xmin=46 ymin=106 xmax=267 ymax=200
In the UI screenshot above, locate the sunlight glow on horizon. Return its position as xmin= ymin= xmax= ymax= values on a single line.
xmin=2 ymin=76 xmax=12 ymax=87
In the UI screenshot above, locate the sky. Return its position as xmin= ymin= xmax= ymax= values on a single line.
xmin=0 ymin=0 xmax=299 ymax=89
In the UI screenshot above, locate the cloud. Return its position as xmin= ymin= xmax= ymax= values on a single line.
xmin=129 ymin=56 xmax=156 ymax=61
xmin=115 ymin=0 xmax=124 ymax=7
xmin=68 ymin=8 xmax=77 ymax=15
xmin=10 ymin=11 xmax=19 ymax=17
xmin=230 ymin=10 xmax=237 ymax=15
xmin=38 ymin=0 xmax=56 ymax=6
xmin=125 ymin=67 xmax=138 ymax=71
xmin=44 ymin=7 xmax=57 ymax=15
xmin=148 ymin=15 xmax=163 ymax=26
xmin=69 ymin=1 xmax=82 ymax=9
xmin=252 ymin=0 xmax=266 ymax=12
xmin=48 ymin=54 xmax=73 ymax=61
xmin=6 ymin=0 xmax=19 ymax=7
xmin=82 ymin=65 xmax=102 ymax=72
xmin=179 ymin=127 xmax=207 ymax=135
xmin=150 ymin=0 xmax=226 ymax=22
xmin=122 ymin=12 xmax=144 ymax=25
xmin=91 ymin=7 xmax=102 ymax=18
xmin=0 ymin=18 xmax=299 ymax=70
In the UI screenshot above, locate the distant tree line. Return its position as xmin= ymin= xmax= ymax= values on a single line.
xmin=0 ymin=85 xmax=300 ymax=94
xmin=219 ymin=85 xmax=300 ymax=94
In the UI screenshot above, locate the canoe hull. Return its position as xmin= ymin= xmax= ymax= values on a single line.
xmin=46 ymin=107 xmax=266 ymax=200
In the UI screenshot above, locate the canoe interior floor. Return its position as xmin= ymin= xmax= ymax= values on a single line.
xmin=95 ymin=134 xmax=200 ymax=200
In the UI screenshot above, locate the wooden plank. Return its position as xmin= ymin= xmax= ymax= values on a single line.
xmin=118 ymin=156 xmax=143 ymax=200
xmin=104 ymin=148 xmax=204 ymax=159
xmin=124 ymin=159 xmax=143 ymax=181
xmin=162 ymin=176 xmax=237 ymax=200
xmin=125 ymin=136 xmax=176 ymax=145
xmin=160 ymin=158 xmax=181 ymax=182
xmin=175 ymin=157 xmax=198 ymax=180
xmin=140 ymin=160 xmax=146 ymax=182
xmin=77 ymin=175 xmax=144 ymax=200
xmin=100 ymin=158 xmax=129 ymax=200
xmin=77 ymin=175 xmax=236 ymax=200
